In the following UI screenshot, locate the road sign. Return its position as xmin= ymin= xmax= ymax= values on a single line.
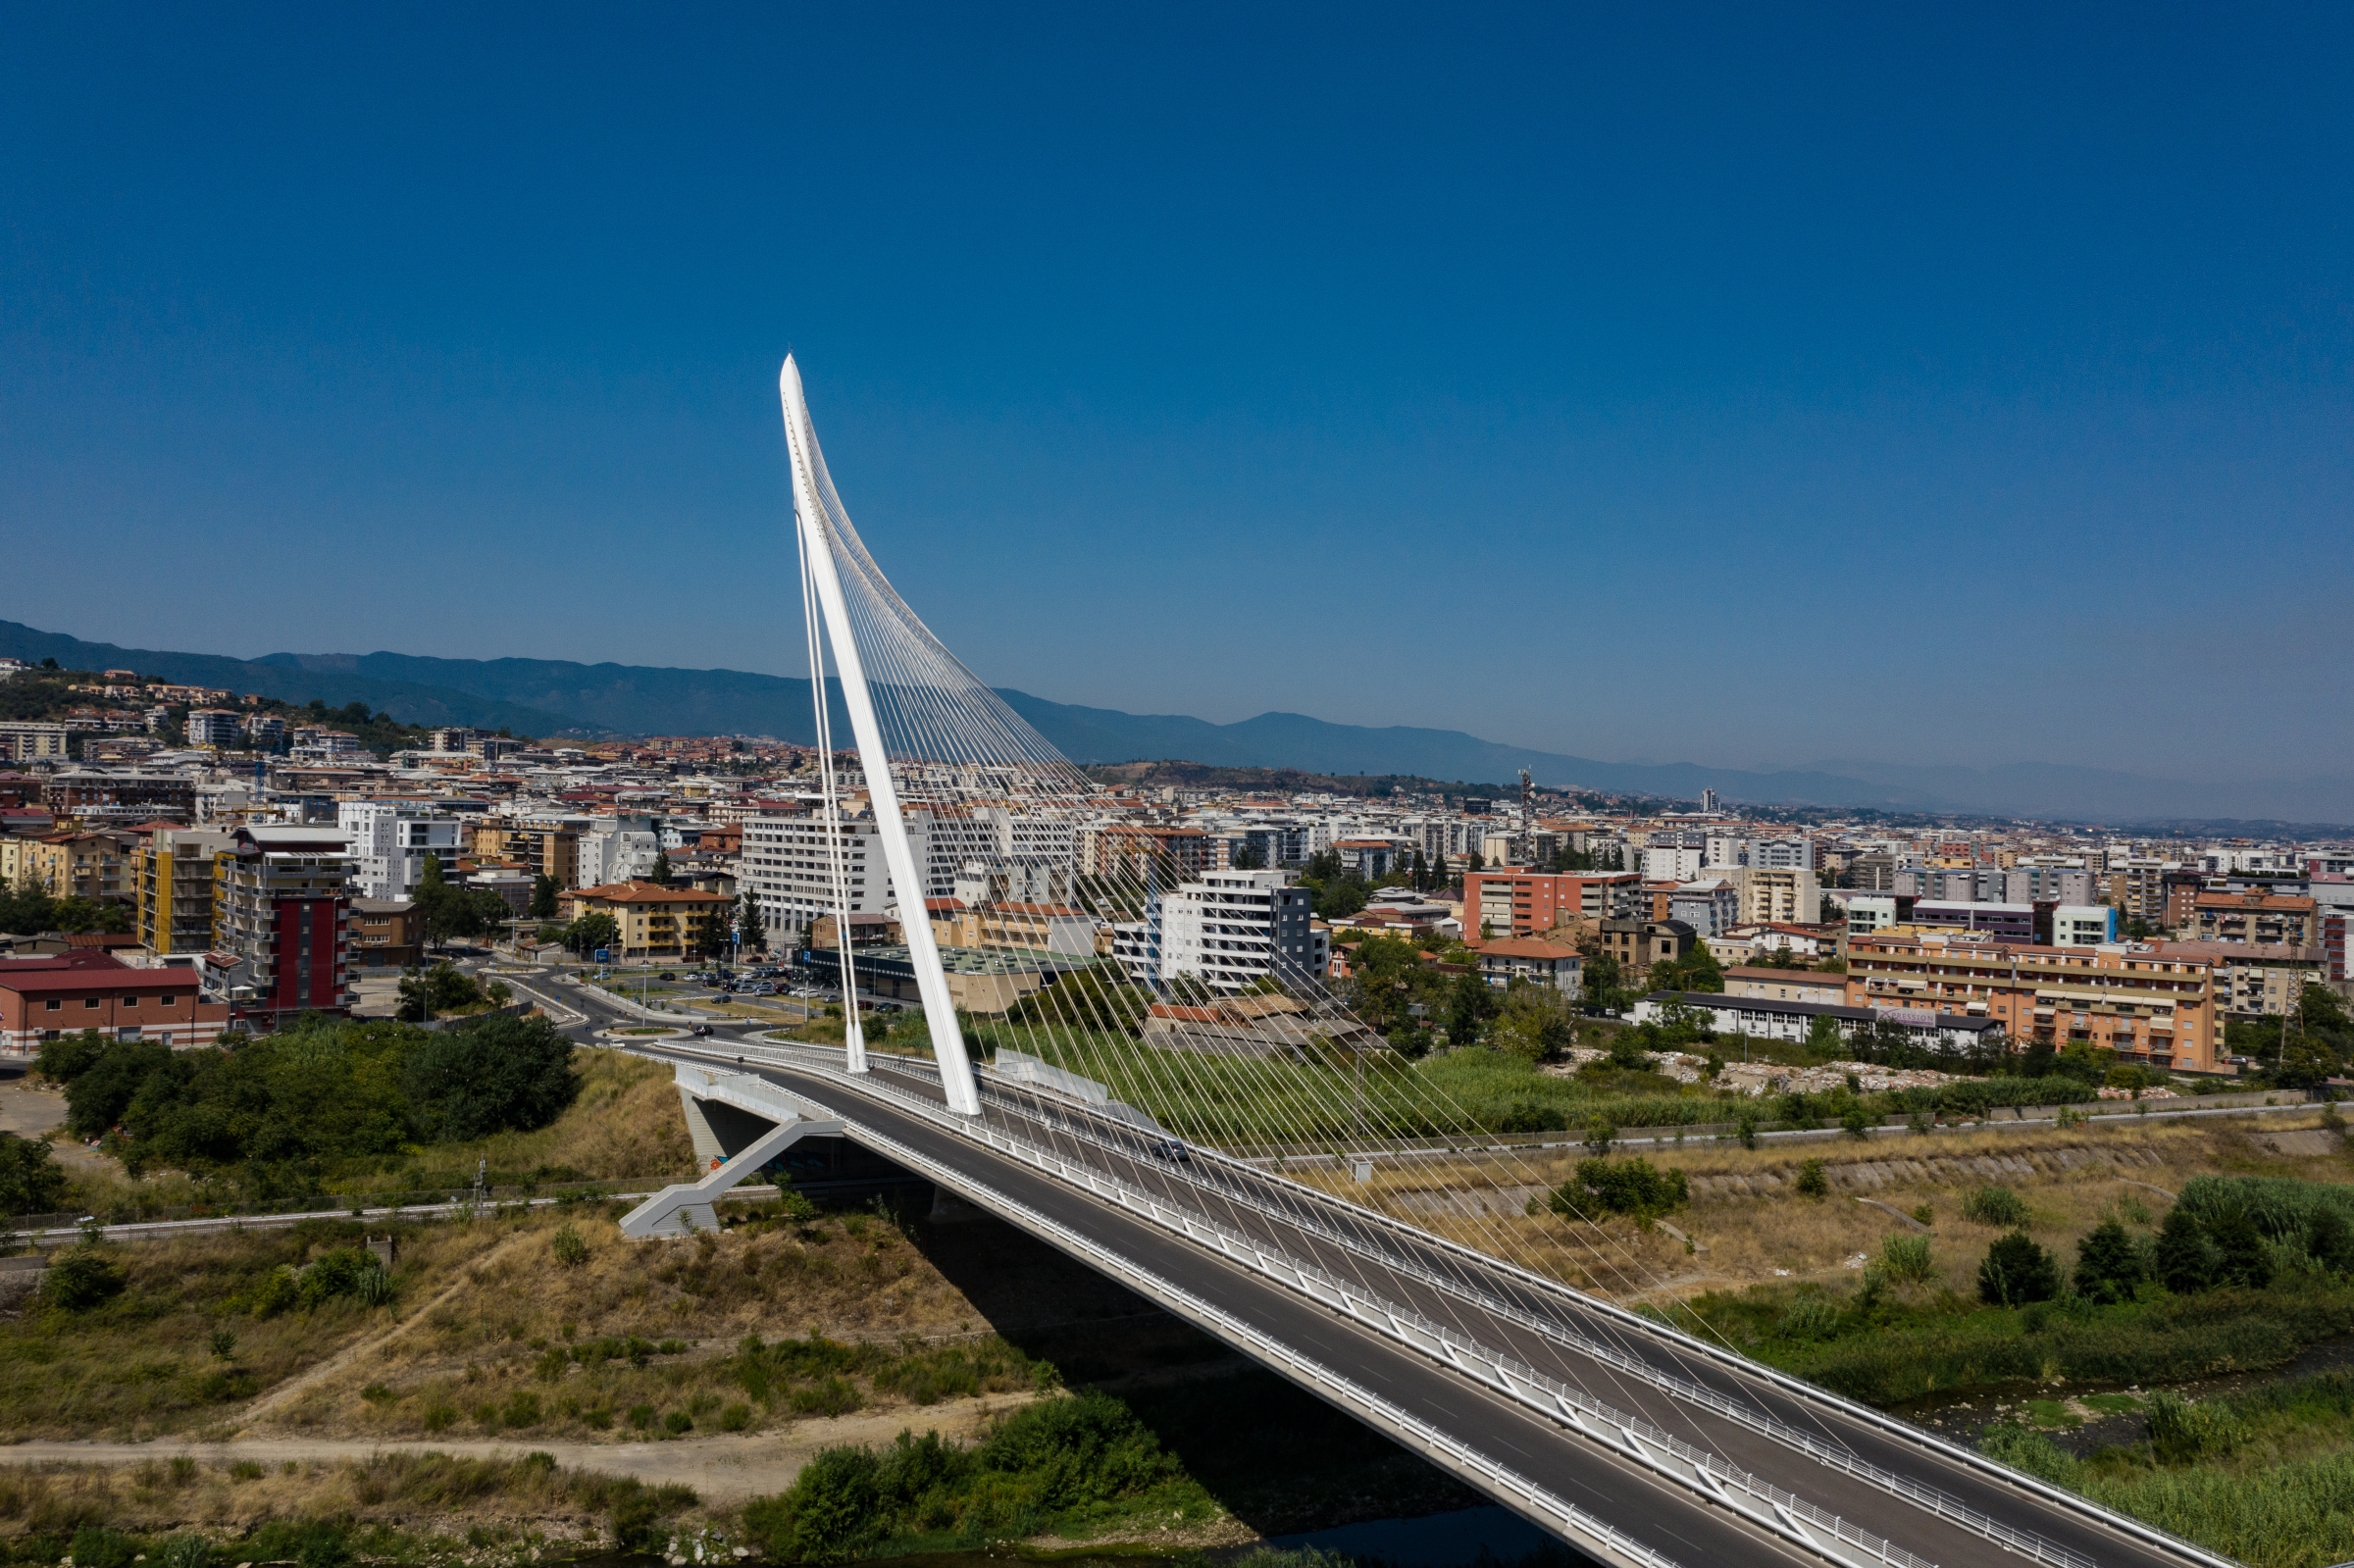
xmin=593 ymin=949 xmax=611 ymax=963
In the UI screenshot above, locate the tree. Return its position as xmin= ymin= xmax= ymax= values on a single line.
xmin=397 ymin=962 xmax=482 ymax=1022
xmin=650 ymin=850 xmax=673 ymax=887
xmin=401 ymin=1014 xmax=581 ymax=1141
xmin=0 ymin=1132 xmax=69 ymax=1215
xmin=738 ymin=891 xmax=768 ymax=955
xmin=1977 ymin=1230 xmax=2061 ymax=1306
xmin=569 ymin=911 xmax=619 ymax=959
xmin=2207 ymin=1206 xmax=2273 ymax=1290
xmin=1446 ymin=972 xmax=1498 ymax=1047
xmin=529 ymin=874 xmax=560 ymax=920
xmin=1229 ymin=844 xmax=1265 ymax=871
xmin=2155 ymin=1206 xmax=2219 ymax=1293
xmin=2073 ymin=1218 xmax=2145 ymax=1304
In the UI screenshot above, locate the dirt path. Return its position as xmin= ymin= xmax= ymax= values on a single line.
xmin=0 ymin=1393 xmax=1031 ymax=1501
xmin=241 ymin=1228 xmax=540 ymax=1425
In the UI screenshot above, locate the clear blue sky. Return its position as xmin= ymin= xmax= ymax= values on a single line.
xmin=4 ymin=4 xmax=2348 ymax=784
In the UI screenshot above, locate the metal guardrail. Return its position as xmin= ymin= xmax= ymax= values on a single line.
xmin=660 ymin=1037 xmax=2238 ymax=1568
xmin=778 ymin=1079 xmax=1686 ymax=1568
xmin=947 ymin=1082 xmax=2096 ymax=1568
xmin=670 ymin=1042 xmax=1931 ymax=1568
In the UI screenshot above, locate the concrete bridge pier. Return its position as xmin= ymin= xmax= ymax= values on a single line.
xmin=619 ymin=1063 xmax=843 ymax=1239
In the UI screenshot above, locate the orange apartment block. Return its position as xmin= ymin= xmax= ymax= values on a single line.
xmin=1846 ymin=929 xmax=2220 ymax=1071
xmin=1465 ymin=871 xmax=1641 ymax=936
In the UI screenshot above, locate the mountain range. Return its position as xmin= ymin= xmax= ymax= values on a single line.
xmin=2 ymin=619 xmax=2345 ymax=828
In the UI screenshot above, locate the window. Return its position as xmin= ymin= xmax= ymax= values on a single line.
xmin=44 ymin=998 xmax=60 ymax=1012
xmin=123 ymin=994 xmax=139 ymax=1008
xmin=84 ymin=997 xmax=100 ymax=1009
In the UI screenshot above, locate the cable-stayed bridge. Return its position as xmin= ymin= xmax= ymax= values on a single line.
xmin=612 ymin=360 xmax=2232 ymax=1568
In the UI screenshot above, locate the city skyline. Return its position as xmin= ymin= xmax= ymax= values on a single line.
xmin=3 ymin=4 xmax=2349 ymax=795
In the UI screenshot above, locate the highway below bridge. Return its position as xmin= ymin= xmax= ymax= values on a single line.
xmin=540 ymin=979 xmax=2227 ymax=1568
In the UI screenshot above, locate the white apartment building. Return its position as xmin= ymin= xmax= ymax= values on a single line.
xmin=1642 ymin=845 xmax=1706 ymax=883
xmin=577 ymin=815 xmax=664 ymax=887
xmin=335 ymin=801 xmax=463 ymax=901
xmin=1135 ymin=870 xmax=1319 ymax=994
xmin=186 ymin=709 xmax=243 ymax=748
xmin=741 ymin=806 xmax=934 ymax=939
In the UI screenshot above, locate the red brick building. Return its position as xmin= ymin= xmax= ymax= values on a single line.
xmin=0 ymin=952 xmax=230 ymax=1057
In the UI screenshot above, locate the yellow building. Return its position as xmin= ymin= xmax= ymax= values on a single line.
xmin=18 ymin=830 xmax=136 ymax=903
xmin=561 ymin=880 xmax=733 ymax=961
xmin=137 ymin=827 xmax=235 ymax=954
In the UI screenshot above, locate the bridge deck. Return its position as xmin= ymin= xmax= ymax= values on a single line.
xmin=646 ymin=1041 xmax=2217 ymax=1568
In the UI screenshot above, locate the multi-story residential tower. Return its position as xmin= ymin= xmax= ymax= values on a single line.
xmin=136 ymin=826 xmax=234 ymax=955
xmin=213 ymin=825 xmax=355 ymax=1030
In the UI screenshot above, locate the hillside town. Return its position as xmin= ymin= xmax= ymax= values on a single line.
xmin=2 ymin=658 xmax=2347 ymax=1082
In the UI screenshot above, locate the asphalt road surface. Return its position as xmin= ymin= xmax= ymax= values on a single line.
xmin=592 ymin=1007 xmax=2212 ymax=1568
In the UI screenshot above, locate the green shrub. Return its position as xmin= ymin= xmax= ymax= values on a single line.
xmin=40 ymin=1246 xmax=126 ymax=1312
xmin=2156 ymin=1207 xmax=2220 ymax=1292
xmin=664 ymin=1410 xmax=693 ymax=1434
xmin=1880 ymin=1234 xmax=1935 ymax=1283
xmin=70 ymin=1526 xmax=138 ymax=1568
xmin=1551 ymin=1157 xmax=1689 ymax=1220
xmin=1962 ymin=1186 xmax=2026 ymax=1227
xmin=551 ymin=1225 xmax=588 ymax=1267
xmin=792 ymin=1377 xmax=863 ymax=1417
xmin=2146 ymin=1390 xmax=2243 ymax=1461
xmin=627 ymin=1403 xmax=656 ymax=1431
xmin=2074 ymin=1218 xmax=2146 ymax=1304
xmin=1794 ymin=1159 xmax=1828 ymax=1198
xmin=1776 ymin=1293 xmax=1840 ymax=1341
xmin=1978 ymin=1230 xmax=2061 ymax=1306
xmin=1976 ymin=1424 xmax=2078 ymax=1485
xmin=158 ymin=1533 xmax=213 ymax=1568
xmin=721 ymin=1401 xmax=752 ymax=1432
xmin=0 ymin=1131 xmax=69 ymax=1215
xmin=503 ymin=1391 xmax=542 ymax=1428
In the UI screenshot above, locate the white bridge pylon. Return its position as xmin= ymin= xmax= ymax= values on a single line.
xmin=779 ymin=356 xmax=983 ymax=1117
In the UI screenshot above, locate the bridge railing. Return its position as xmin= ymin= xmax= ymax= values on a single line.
xmin=702 ymin=1042 xmax=1947 ymax=1568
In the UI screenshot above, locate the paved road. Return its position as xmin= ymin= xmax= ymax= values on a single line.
xmin=567 ymin=983 xmax=2208 ymax=1567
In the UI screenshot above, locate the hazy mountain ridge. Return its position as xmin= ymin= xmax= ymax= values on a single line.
xmin=1 ymin=619 xmax=2343 ymax=825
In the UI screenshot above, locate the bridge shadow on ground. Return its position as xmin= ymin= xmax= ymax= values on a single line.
xmin=911 ymin=1186 xmax=1488 ymax=1542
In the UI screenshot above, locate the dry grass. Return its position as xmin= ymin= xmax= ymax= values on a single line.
xmin=253 ymin=1205 xmax=1057 ymax=1443
xmin=1293 ymin=1111 xmax=2354 ymax=1301
xmin=0 ymin=1449 xmax=703 ymax=1546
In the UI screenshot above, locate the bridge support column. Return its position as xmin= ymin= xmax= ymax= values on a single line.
xmin=780 ymin=356 xmax=982 ymax=1116
xmin=620 ymin=1064 xmax=844 ymax=1239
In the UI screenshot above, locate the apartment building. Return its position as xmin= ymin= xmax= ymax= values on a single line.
xmin=1669 ymin=878 xmax=1739 ymax=937
xmin=1722 ymin=966 xmax=1847 ymax=1006
xmin=349 ymin=898 xmax=427 ymax=968
xmin=1740 ymin=866 xmax=1821 ymax=926
xmin=561 ymin=880 xmax=733 ymax=961
xmin=1154 ymin=870 xmax=1318 ymax=993
xmin=1845 ymin=929 xmax=2218 ymax=1070
xmin=1597 ymin=917 xmax=1697 ymax=978
xmin=470 ymin=822 xmax=582 ymax=888
xmin=17 ymin=830 xmax=136 ymax=902
xmin=2052 ymin=904 xmax=2120 ymax=948
xmin=212 ymin=825 xmax=356 ymax=1030
xmin=136 ymin=826 xmax=234 ymax=955
xmin=1081 ymin=823 xmax=1214 ymax=881
xmin=1465 ymin=871 xmax=1640 ymax=937
xmin=2152 ymin=940 xmax=2324 ymax=1019
xmin=934 ymin=901 xmax=1100 ymax=957
xmin=185 ymin=709 xmax=242 ymax=747
xmin=741 ymin=805 xmax=934 ymax=939
xmin=577 ymin=815 xmax=664 ymax=888
xmin=2191 ymin=890 xmax=2319 ymax=947
xmin=0 ymin=722 xmax=71 ymax=762
xmin=337 ymin=801 xmax=464 ymax=901
xmin=43 ymin=770 xmax=196 ymax=824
